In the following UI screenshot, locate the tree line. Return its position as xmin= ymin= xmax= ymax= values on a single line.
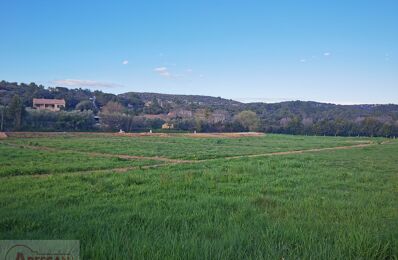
xmin=1 ymin=80 xmax=397 ymax=137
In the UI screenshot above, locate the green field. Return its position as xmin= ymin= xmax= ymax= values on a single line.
xmin=0 ymin=133 xmax=397 ymax=259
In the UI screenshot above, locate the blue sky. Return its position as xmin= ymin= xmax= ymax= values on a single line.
xmin=0 ymin=0 xmax=397 ymax=104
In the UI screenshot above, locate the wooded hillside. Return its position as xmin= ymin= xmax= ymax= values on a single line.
xmin=1 ymin=80 xmax=397 ymax=136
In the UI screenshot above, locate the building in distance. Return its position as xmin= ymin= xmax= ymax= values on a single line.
xmin=33 ymin=98 xmax=66 ymax=112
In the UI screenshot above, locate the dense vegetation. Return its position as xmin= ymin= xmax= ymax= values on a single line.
xmin=1 ymin=80 xmax=398 ymax=136
xmin=0 ymin=134 xmax=397 ymax=258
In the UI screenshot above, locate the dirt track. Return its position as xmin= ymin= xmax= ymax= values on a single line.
xmin=5 ymin=131 xmax=266 ymax=139
xmin=218 ymin=142 xmax=376 ymax=160
xmin=1 ymin=139 xmax=388 ymax=178
xmin=1 ymin=142 xmax=194 ymax=164
xmin=182 ymin=132 xmax=265 ymax=138
xmin=112 ymin=132 xmax=263 ymax=138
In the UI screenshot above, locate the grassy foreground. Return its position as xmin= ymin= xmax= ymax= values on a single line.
xmin=0 ymin=134 xmax=397 ymax=259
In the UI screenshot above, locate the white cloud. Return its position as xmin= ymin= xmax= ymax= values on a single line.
xmin=52 ymin=79 xmax=121 ymax=89
xmin=122 ymin=60 xmax=129 ymax=65
xmin=300 ymin=58 xmax=307 ymax=63
xmin=154 ymin=67 xmax=167 ymax=72
xmin=154 ymin=67 xmax=171 ymax=77
xmin=323 ymin=52 xmax=331 ymax=56
xmin=154 ymin=67 xmax=200 ymax=79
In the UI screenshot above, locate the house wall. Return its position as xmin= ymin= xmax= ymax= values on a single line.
xmin=33 ymin=103 xmax=64 ymax=112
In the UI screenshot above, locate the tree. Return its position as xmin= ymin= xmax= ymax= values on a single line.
xmin=0 ymin=105 xmax=6 ymax=131
xmin=120 ymin=93 xmax=144 ymax=113
xmin=76 ymin=100 xmax=98 ymax=113
xmin=7 ymin=95 xmax=25 ymax=130
xmin=24 ymin=109 xmax=96 ymax=131
xmin=99 ymin=101 xmax=131 ymax=131
xmin=93 ymin=91 xmax=118 ymax=107
xmin=101 ymin=101 xmax=125 ymax=114
xmin=143 ymin=98 xmax=163 ymax=114
xmin=361 ymin=118 xmax=381 ymax=137
xmin=99 ymin=112 xmax=129 ymax=131
xmin=234 ymin=110 xmax=260 ymax=132
xmin=380 ymin=123 xmax=393 ymax=137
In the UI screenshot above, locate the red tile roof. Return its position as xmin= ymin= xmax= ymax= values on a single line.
xmin=33 ymin=98 xmax=66 ymax=105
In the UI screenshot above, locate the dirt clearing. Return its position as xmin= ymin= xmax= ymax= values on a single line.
xmin=4 ymin=131 xmax=266 ymax=139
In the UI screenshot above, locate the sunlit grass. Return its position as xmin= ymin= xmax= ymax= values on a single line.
xmin=0 ymin=135 xmax=396 ymax=258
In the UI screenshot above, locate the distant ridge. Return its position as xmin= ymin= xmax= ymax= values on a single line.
xmin=1 ymin=80 xmax=398 ymax=136
xmin=120 ymin=92 xmax=242 ymax=107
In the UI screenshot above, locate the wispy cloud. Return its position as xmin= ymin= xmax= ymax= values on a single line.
xmin=154 ymin=67 xmax=171 ymax=77
xmin=154 ymin=66 xmax=202 ymax=79
xmin=122 ymin=60 xmax=129 ymax=65
xmin=52 ymin=79 xmax=122 ymax=89
xmin=300 ymin=52 xmax=331 ymax=63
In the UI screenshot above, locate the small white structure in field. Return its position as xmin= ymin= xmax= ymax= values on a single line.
xmin=119 ymin=129 xmax=125 ymax=133
xmin=149 ymin=129 xmax=152 ymax=134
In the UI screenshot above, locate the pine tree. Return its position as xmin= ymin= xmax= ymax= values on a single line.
xmin=7 ymin=95 xmax=25 ymax=130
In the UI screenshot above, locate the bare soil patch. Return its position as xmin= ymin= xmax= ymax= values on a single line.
xmin=183 ymin=132 xmax=265 ymax=138
xmin=113 ymin=132 xmax=172 ymax=137
xmin=4 ymin=132 xmax=111 ymax=138
xmin=5 ymin=131 xmax=266 ymax=139
xmin=113 ymin=132 xmax=266 ymax=138
xmin=0 ymin=132 xmax=7 ymax=139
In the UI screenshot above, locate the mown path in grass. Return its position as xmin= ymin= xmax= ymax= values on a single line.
xmin=0 ymin=139 xmax=397 ymax=259
xmin=1 ymin=137 xmax=386 ymax=178
xmin=0 ymin=143 xmax=160 ymax=177
xmin=3 ymin=134 xmax=376 ymax=160
xmin=1 ymin=142 xmax=194 ymax=163
xmin=220 ymin=141 xmax=377 ymax=159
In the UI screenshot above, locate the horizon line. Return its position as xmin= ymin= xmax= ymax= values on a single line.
xmin=2 ymin=79 xmax=397 ymax=106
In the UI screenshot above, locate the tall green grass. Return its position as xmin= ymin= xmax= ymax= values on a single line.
xmin=0 ymin=144 xmax=158 ymax=177
xmin=4 ymin=134 xmax=376 ymax=160
xmin=0 ymin=135 xmax=396 ymax=258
